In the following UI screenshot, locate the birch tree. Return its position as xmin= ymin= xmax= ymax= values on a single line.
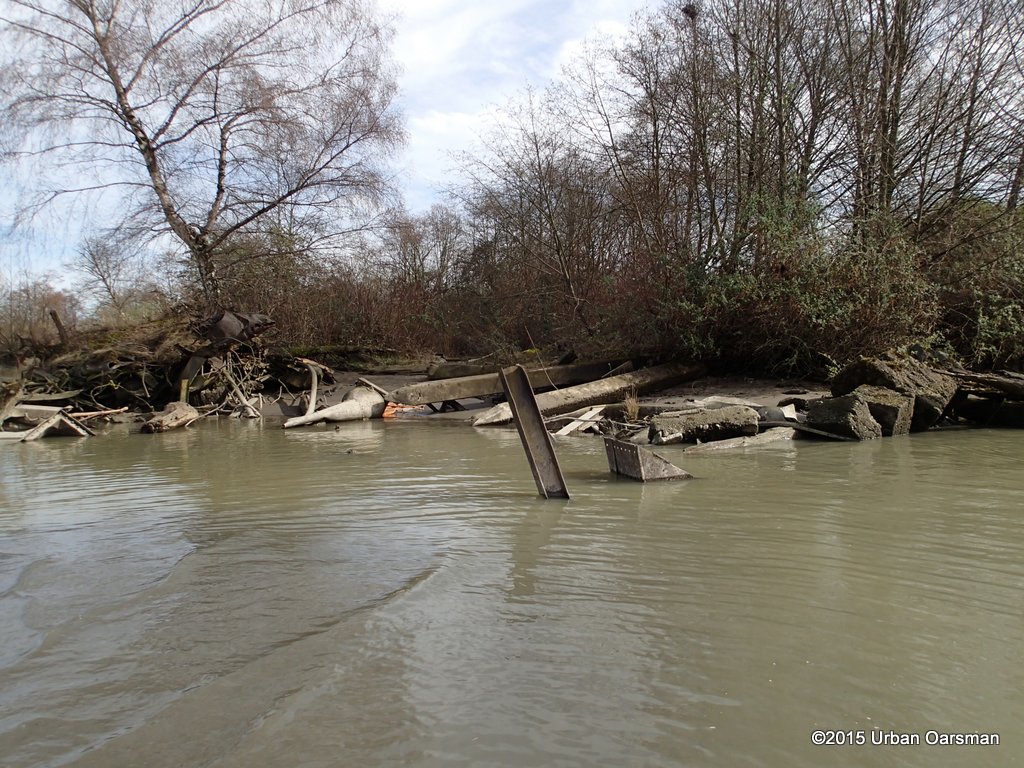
xmin=1 ymin=0 xmax=402 ymax=303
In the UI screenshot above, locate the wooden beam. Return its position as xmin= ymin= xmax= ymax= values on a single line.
xmin=554 ymin=405 xmax=606 ymax=436
xmin=473 ymin=361 xmax=706 ymax=426
xmin=389 ymin=361 xmax=625 ymax=406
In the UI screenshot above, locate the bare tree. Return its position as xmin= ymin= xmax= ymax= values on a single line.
xmin=0 ymin=0 xmax=403 ymax=304
xmin=0 ymin=272 xmax=81 ymax=353
xmin=71 ymin=234 xmax=161 ymax=322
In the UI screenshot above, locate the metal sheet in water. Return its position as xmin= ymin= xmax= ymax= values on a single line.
xmin=499 ymin=364 xmax=569 ymax=498
xmin=603 ymin=436 xmax=692 ymax=481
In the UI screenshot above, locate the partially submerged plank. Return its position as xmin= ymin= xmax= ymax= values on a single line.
xmin=501 ymin=365 xmax=570 ymax=499
xmin=283 ymin=386 xmax=386 ymax=428
xmin=473 ymin=361 xmax=707 ymax=426
xmin=389 ymin=361 xmax=625 ymax=406
xmin=20 ymin=412 xmax=95 ymax=441
xmin=554 ymin=406 xmax=606 ymax=436
xmin=603 ymin=438 xmax=692 ymax=481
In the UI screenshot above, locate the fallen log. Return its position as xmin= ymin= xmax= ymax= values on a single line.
xmin=951 ymin=394 xmax=1024 ymax=427
xmin=427 ymin=360 xmax=506 ymax=380
xmin=941 ymin=369 xmax=1024 ymax=400
xmin=140 ymin=401 xmax=200 ymax=433
xmin=282 ymin=386 xmax=385 ymax=428
xmin=389 ymin=361 xmax=625 ymax=406
xmin=472 ymin=361 xmax=706 ymax=427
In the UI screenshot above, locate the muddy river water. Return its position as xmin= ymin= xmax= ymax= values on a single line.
xmin=1 ymin=419 xmax=1022 ymax=767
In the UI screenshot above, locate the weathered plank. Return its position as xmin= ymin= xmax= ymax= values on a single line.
xmin=473 ymin=361 xmax=706 ymax=427
xmin=683 ymin=427 xmax=795 ymax=453
xmin=389 ymin=361 xmax=625 ymax=406
xmin=554 ymin=406 xmax=606 ymax=436
xmin=21 ymin=412 xmax=95 ymax=441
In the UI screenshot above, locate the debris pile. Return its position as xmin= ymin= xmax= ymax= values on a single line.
xmin=0 ymin=310 xmax=335 ymax=435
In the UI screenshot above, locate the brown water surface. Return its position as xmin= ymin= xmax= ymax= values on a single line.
xmin=0 ymin=420 xmax=1021 ymax=766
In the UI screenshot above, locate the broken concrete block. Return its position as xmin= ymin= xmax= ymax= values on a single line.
xmin=649 ymin=405 xmax=760 ymax=445
xmin=805 ymin=394 xmax=882 ymax=440
xmin=851 ymin=385 xmax=914 ymax=436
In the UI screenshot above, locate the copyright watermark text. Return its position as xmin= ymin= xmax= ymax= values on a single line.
xmin=811 ymin=729 xmax=1000 ymax=747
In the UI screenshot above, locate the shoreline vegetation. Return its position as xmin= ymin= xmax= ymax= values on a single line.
xmin=2 ymin=0 xmax=1024 ymax=436
xmin=3 ymin=309 xmax=1024 ymax=456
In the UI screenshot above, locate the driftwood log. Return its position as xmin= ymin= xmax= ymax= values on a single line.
xmin=282 ymin=386 xmax=386 ymax=428
xmin=141 ymin=401 xmax=200 ymax=433
xmin=389 ymin=361 xmax=625 ymax=406
xmin=472 ymin=361 xmax=706 ymax=426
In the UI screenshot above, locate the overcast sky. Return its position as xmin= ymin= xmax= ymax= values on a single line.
xmin=377 ymin=0 xmax=654 ymax=212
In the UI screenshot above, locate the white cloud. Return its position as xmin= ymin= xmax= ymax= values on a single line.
xmin=378 ymin=0 xmax=654 ymax=212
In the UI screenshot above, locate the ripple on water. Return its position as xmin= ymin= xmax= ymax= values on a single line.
xmin=1 ymin=423 xmax=1023 ymax=767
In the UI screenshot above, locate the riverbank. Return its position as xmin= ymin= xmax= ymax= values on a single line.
xmin=274 ymin=370 xmax=831 ymax=423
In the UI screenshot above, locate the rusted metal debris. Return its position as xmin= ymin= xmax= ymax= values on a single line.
xmin=500 ymin=365 xmax=570 ymax=499
xmin=603 ymin=438 xmax=692 ymax=482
